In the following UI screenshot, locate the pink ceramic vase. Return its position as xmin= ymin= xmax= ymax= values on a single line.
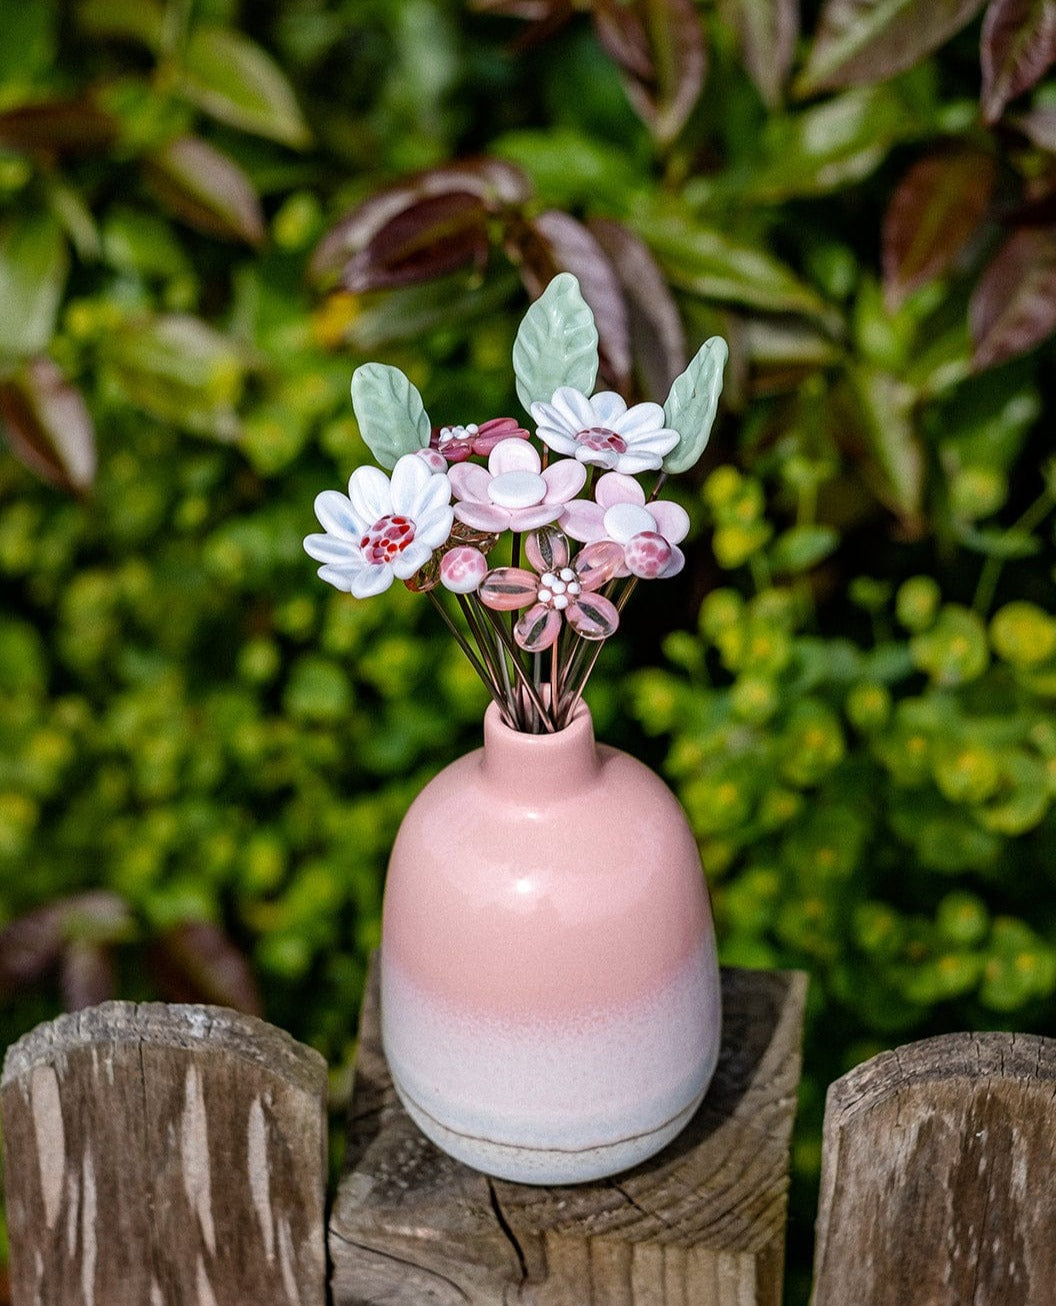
xmin=380 ymin=702 xmax=721 ymax=1184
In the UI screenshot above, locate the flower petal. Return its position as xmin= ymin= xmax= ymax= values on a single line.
xmin=575 ymin=540 xmax=625 ymax=590
xmin=558 ymin=500 xmax=604 ymax=542
xmin=588 ymin=391 xmax=628 ymax=426
xmin=455 ymin=501 xmax=510 ymax=532
xmin=514 ymin=603 xmax=562 ymax=652
xmin=567 ymin=593 xmax=619 ymax=641
xmin=611 ymin=448 xmax=666 ymax=475
xmin=304 ymin=532 xmax=360 ymax=565
xmin=347 ymin=466 xmax=391 ymax=529
xmin=349 ymin=563 xmax=395 ymax=598
xmin=473 ymin=418 xmax=528 ymax=454
xmin=507 ymin=503 xmax=565 ymax=531
xmin=548 ymin=386 xmax=596 ymax=431
xmin=478 ymin=567 xmax=539 ymax=611
xmin=317 ymin=564 xmax=355 ymax=591
xmin=392 ymin=539 xmax=435 ymax=579
xmin=610 ymin=400 xmax=666 ymax=438
xmin=660 ymin=544 xmax=685 ymax=578
xmin=415 ymin=503 xmax=455 ymax=547
xmin=575 ymin=445 xmax=620 ymax=470
xmin=540 ymin=457 xmax=587 ymax=504
xmin=595 ymin=471 xmax=644 ymax=510
xmin=314 ymin=490 xmax=362 ymax=540
xmin=488 ymin=437 xmax=540 ymax=476
xmin=389 ymin=452 xmax=433 ymax=515
xmin=447 ymin=463 xmax=492 ymax=504
xmin=648 ymin=500 xmax=691 ymax=545
xmin=602 ymin=502 xmax=657 ymax=544
xmin=525 ymin=526 xmax=570 ymax=573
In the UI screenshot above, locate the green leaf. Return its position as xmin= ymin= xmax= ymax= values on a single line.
xmin=180 ymin=26 xmax=311 ymax=148
xmin=634 ymin=208 xmax=834 ymax=324
xmin=350 ymin=364 xmax=430 ymax=470
xmin=662 ymin=336 xmax=728 ymax=473
xmin=77 ymin=0 xmax=164 ymax=50
xmin=512 ymin=272 xmax=599 ymax=412
xmin=0 ymin=213 xmax=68 ymax=357
xmin=721 ymin=0 xmax=799 ymax=107
xmin=797 ymin=0 xmax=987 ymax=96
xmin=848 ymin=365 xmax=925 ymax=524
xmin=770 ymin=524 xmax=839 ymax=573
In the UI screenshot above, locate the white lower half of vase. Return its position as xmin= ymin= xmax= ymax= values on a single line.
xmin=381 ymin=943 xmax=722 ymax=1185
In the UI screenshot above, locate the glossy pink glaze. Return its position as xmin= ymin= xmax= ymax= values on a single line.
xmin=382 ymin=703 xmax=714 ymax=1022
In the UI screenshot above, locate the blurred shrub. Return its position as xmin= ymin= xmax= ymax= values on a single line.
xmin=3 ymin=0 xmax=1056 ymax=1296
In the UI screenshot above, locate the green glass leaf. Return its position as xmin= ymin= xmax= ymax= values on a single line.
xmin=512 ymin=272 xmax=599 ymax=412
xmin=350 ymin=363 xmax=430 ymax=470
xmin=0 ymin=212 xmax=69 ymax=356
xmin=662 ymin=336 xmax=728 ymax=474
xmin=181 ymin=26 xmax=311 ymax=148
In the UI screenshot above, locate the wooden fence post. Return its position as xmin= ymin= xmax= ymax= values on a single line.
xmin=1 ymin=1001 xmax=329 ymax=1306
xmin=329 ymin=962 xmax=807 ymax=1306
xmin=812 ymin=1031 xmax=1056 ymax=1305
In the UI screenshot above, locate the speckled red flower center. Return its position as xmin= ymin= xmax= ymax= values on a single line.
xmin=578 ymin=427 xmax=627 ymax=455
xmin=361 ymin=514 xmax=415 ymax=564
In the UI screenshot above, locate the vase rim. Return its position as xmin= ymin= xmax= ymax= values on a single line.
xmin=481 ymin=699 xmax=600 ymax=794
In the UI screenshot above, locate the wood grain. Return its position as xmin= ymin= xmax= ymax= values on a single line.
xmin=330 ymin=963 xmax=807 ymax=1305
xmin=812 ymin=1031 xmax=1056 ymax=1305
xmin=1 ymin=1001 xmax=328 ymax=1306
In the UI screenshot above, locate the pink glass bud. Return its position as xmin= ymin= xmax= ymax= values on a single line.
xmin=624 ymin=531 xmax=673 ymax=579
xmin=417 ymin=448 xmax=449 ymax=473
xmin=440 ymin=546 xmax=488 ymax=594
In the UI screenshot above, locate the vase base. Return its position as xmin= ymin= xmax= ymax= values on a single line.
xmin=390 ymin=1070 xmax=707 ymax=1185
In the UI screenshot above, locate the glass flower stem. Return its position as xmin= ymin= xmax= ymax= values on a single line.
xmin=481 ymin=606 xmax=555 ymax=731
xmin=457 ymin=594 xmax=511 ymax=709
xmin=426 ymin=591 xmax=506 ymax=711
xmin=648 ymin=471 xmax=668 ymax=503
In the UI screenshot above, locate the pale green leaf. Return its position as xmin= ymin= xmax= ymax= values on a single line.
xmin=662 ymin=336 xmax=728 ymax=474
xmin=0 ymin=213 xmax=69 ymax=357
xmin=512 ymin=273 xmax=599 ymax=412
xmin=181 ymin=26 xmax=311 ymax=148
xmin=350 ymin=363 xmax=430 ymax=470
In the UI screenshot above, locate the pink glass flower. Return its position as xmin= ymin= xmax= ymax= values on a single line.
xmin=440 ymin=546 xmax=488 ymax=594
xmin=430 ymin=417 xmax=530 ymax=463
xmin=448 ymin=438 xmax=587 ymax=533
xmin=562 ymin=472 xmax=689 ymax=579
xmin=304 ymin=454 xmax=454 ymax=598
xmin=531 ymin=387 xmax=679 ymax=474
xmin=478 ymin=527 xmax=624 ymax=652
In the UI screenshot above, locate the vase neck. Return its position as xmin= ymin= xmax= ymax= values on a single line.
xmin=481 ymin=702 xmax=601 ymax=798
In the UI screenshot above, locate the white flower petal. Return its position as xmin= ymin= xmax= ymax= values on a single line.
xmin=603 ymin=503 xmax=657 ymax=544
xmin=304 ymin=533 xmax=362 ymax=565
xmin=414 ymin=504 xmax=455 ymax=546
xmin=347 ymin=465 xmax=392 ymax=528
xmin=610 ymin=400 xmax=666 ymax=438
xmin=415 ymin=469 xmax=454 ymax=518
xmin=589 ymin=391 xmax=628 ymax=426
xmin=314 ymin=490 xmax=362 ymax=540
xmin=350 ymin=564 xmax=395 ymax=597
xmin=576 ymin=445 xmax=620 ymax=470
xmin=549 ymin=386 xmax=596 ymax=432
xmin=317 ymin=564 xmax=356 ymax=591
xmin=392 ymin=540 xmax=434 ymax=578
xmin=612 ymin=448 xmax=666 ymax=474
xmin=536 ymin=424 xmax=579 ymax=457
xmin=389 ymin=452 xmax=433 ymax=515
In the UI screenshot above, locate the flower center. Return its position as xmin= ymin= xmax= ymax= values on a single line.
xmin=537 ymin=567 xmax=581 ymax=611
xmin=487 ymin=469 xmax=547 ymax=509
xmin=577 ymin=426 xmax=627 ymax=454
xmin=438 ymin=424 xmax=478 ymax=447
xmin=360 ymin=513 xmax=416 ymax=565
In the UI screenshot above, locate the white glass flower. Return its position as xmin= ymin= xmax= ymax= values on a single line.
xmin=448 ymin=437 xmax=586 ymax=533
xmin=304 ymin=454 xmax=454 ymax=597
xmin=531 ymin=386 xmax=679 ymax=474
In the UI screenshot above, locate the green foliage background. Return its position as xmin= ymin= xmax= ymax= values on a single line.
xmin=2 ymin=0 xmax=1056 ymax=1296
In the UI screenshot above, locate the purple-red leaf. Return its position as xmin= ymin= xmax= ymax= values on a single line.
xmin=589 ymin=217 xmax=687 ymax=400
xmin=151 ymin=920 xmax=263 ymax=1015
xmin=0 ymin=892 xmax=133 ymax=995
xmin=310 ymin=158 xmax=531 ymax=287
xmin=592 ymin=0 xmax=707 ymax=146
xmin=1013 ymin=103 xmax=1056 ymax=150
xmin=981 ymin=0 xmax=1056 ymax=123
xmin=882 ymin=148 xmax=995 ymax=308
xmin=721 ymin=0 xmax=799 ymax=107
xmin=797 ymin=0 xmax=987 ymax=95
xmin=61 ymin=941 xmax=116 ymax=1011
xmin=342 ymin=191 xmax=490 ymax=293
xmin=508 ymin=210 xmax=632 ymax=394
xmin=970 ymin=225 xmax=1056 ymax=368
xmin=0 ymin=99 xmax=118 ymax=156
xmin=145 ymin=136 xmax=265 ymax=246
xmin=0 ymin=357 xmax=96 ymax=493
xmin=471 ymin=0 xmax=575 ymax=46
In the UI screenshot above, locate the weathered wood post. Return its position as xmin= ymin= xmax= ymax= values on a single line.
xmin=812 ymin=1031 xmax=1056 ymax=1305
xmin=1 ymin=1002 xmax=329 ymax=1306
xmin=329 ymin=963 xmax=807 ymax=1305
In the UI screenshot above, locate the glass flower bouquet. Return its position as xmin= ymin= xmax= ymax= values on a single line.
xmin=304 ymin=273 xmax=726 ymax=734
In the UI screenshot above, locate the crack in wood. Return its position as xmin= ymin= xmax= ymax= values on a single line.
xmin=488 ymin=1179 xmax=529 ymax=1286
